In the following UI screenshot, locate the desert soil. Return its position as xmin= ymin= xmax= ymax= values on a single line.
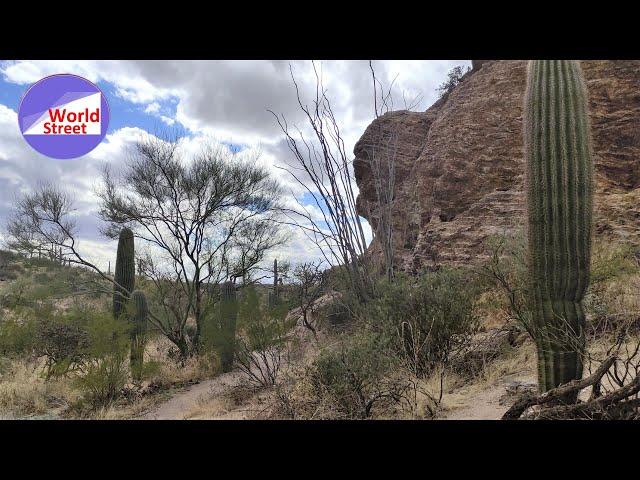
xmin=444 ymin=373 xmax=537 ymax=420
xmin=138 ymin=370 xmax=251 ymax=420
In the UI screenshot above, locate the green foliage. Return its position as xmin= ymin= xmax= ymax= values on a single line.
xmin=437 ymin=65 xmax=471 ymax=98
xmin=0 ymin=267 xmax=76 ymax=311
xmin=239 ymin=285 xmax=292 ymax=350
xmin=0 ymin=250 xmax=23 ymax=281
xmin=235 ymin=285 xmax=295 ymax=386
xmin=308 ymin=331 xmax=406 ymax=419
xmin=73 ymin=312 xmax=130 ymax=409
xmin=74 ymin=354 xmax=129 ymax=410
xmin=590 ymin=241 xmax=637 ymax=286
xmin=478 ymin=233 xmax=533 ymax=331
xmin=319 ymin=298 xmax=352 ymax=329
xmin=3 ymin=303 xmax=132 ymax=409
xmin=33 ymin=307 xmax=90 ymax=379
xmin=0 ymin=277 xmax=31 ymax=310
xmin=364 ymin=268 xmax=480 ymax=377
xmin=524 ymin=60 xmax=594 ymax=393
xmin=0 ymin=314 xmax=36 ymax=357
xmin=113 ymin=227 xmax=135 ymax=320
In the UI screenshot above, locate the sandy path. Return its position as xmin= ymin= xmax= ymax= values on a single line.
xmin=444 ymin=374 xmax=537 ymax=420
xmin=139 ymin=370 xmax=246 ymax=420
xmin=445 ymin=385 xmax=509 ymax=420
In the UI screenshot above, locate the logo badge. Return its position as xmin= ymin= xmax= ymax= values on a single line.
xmin=18 ymin=74 xmax=110 ymax=159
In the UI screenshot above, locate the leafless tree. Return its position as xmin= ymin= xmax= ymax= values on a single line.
xmin=271 ymin=62 xmax=418 ymax=297
xmin=4 ymin=215 xmax=45 ymax=258
xmin=5 ymin=183 xmax=116 ymax=285
xmin=291 ymin=260 xmax=325 ymax=337
xmin=97 ymin=134 xmax=287 ymax=357
xmin=363 ymin=61 xmax=405 ymax=281
xmin=270 ymin=63 xmax=372 ymax=300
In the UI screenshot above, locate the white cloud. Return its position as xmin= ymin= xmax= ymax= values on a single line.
xmin=144 ymin=102 xmax=160 ymax=114
xmin=0 ymin=59 xmax=471 ymax=274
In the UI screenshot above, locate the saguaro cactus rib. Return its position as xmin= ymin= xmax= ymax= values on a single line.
xmin=130 ymin=290 xmax=148 ymax=381
xmin=219 ymin=281 xmax=237 ymax=373
xmin=524 ymin=60 xmax=593 ymax=394
xmin=113 ymin=227 xmax=135 ymax=320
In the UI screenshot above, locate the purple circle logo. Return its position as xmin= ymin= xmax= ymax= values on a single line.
xmin=18 ymin=74 xmax=110 ymax=159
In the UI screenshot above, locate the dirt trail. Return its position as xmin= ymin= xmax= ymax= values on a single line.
xmin=139 ymin=370 xmax=248 ymax=420
xmin=444 ymin=374 xmax=537 ymax=420
xmin=445 ymin=385 xmax=510 ymax=420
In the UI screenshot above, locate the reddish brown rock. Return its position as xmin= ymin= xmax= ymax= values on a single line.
xmin=354 ymin=60 xmax=640 ymax=272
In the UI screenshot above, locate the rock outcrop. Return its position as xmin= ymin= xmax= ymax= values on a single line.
xmin=354 ymin=60 xmax=640 ymax=271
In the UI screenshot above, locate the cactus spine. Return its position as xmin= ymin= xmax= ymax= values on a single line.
xmin=113 ymin=227 xmax=135 ymax=320
xmin=129 ymin=290 xmax=148 ymax=381
xmin=219 ymin=281 xmax=237 ymax=372
xmin=524 ymin=60 xmax=594 ymax=394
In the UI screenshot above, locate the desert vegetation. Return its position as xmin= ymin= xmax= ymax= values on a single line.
xmin=0 ymin=60 xmax=639 ymax=420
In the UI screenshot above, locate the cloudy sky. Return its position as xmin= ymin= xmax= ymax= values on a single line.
xmin=0 ymin=60 xmax=470 ymax=273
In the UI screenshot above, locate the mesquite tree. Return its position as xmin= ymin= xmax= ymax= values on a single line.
xmin=292 ymin=260 xmax=325 ymax=337
xmin=98 ymin=136 xmax=286 ymax=358
xmin=524 ymin=60 xmax=594 ymax=395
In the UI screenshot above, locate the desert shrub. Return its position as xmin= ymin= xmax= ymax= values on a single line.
xmin=0 ymin=277 xmax=32 ymax=309
xmin=0 ymin=357 xmax=78 ymax=418
xmin=583 ymin=242 xmax=640 ymax=336
xmin=363 ymin=268 xmax=481 ymax=377
xmin=590 ymin=241 xmax=637 ymax=287
xmin=477 ymin=233 xmax=534 ymax=335
xmin=437 ymin=65 xmax=471 ymax=98
xmin=0 ymin=250 xmax=22 ymax=282
xmin=234 ymin=286 xmax=295 ymax=387
xmin=307 ymin=331 xmax=408 ymax=419
xmin=72 ymin=313 xmax=129 ymax=409
xmin=33 ymin=309 xmax=90 ymax=379
xmin=316 ymin=296 xmax=352 ymax=329
xmin=33 ymin=272 xmax=50 ymax=285
xmin=24 ymin=257 xmax=56 ymax=269
xmin=74 ymin=354 xmax=128 ymax=409
xmin=0 ymin=315 xmax=36 ymax=356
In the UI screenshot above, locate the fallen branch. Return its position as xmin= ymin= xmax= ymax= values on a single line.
xmin=502 ymin=355 xmax=617 ymax=420
xmin=527 ymin=375 xmax=640 ymax=420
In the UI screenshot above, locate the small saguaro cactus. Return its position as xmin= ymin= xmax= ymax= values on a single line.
xmin=218 ymin=281 xmax=238 ymax=373
xmin=113 ymin=227 xmax=136 ymax=320
xmin=524 ymin=60 xmax=594 ymax=395
xmin=273 ymin=258 xmax=279 ymax=296
xmin=129 ymin=290 xmax=148 ymax=381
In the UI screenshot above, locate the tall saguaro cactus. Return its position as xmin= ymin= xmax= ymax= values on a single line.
xmin=218 ymin=281 xmax=238 ymax=372
xmin=130 ymin=290 xmax=148 ymax=381
xmin=269 ymin=258 xmax=279 ymax=309
xmin=113 ymin=227 xmax=136 ymax=320
xmin=524 ymin=60 xmax=594 ymax=394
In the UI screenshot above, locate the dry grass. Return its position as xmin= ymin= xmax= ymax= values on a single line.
xmin=0 ymin=357 xmax=80 ymax=419
xmin=0 ymin=335 xmax=220 ymax=419
xmin=144 ymin=335 xmax=218 ymax=388
xmin=440 ymin=339 xmax=537 ymax=417
xmin=182 ymin=383 xmax=273 ymax=420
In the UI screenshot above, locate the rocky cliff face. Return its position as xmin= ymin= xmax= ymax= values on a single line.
xmin=354 ymin=60 xmax=640 ymax=272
